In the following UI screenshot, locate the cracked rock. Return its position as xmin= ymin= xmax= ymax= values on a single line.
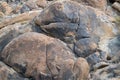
xmin=1 ymin=32 xmax=89 ymax=80
xmin=0 ymin=61 xmax=29 ymax=80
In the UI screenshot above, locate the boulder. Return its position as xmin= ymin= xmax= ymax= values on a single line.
xmin=90 ymin=63 xmax=120 ymax=80
xmin=1 ymin=32 xmax=89 ymax=80
xmin=86 ymin=51 xmax=108 ymax=70
xmin=112 ymin=2 xmax=120 ymax=12
xmin=36 ymin=0 xmax=47 ymax=8
xmin=74 ymin=38 xmax=97 ymax=57
xmin=0 ymin=10 xmax=42 ymax=28
xmin=0 ymin=61 xmax=28 ymax=80
xmin=72 ymin=0 xmax=107 ymax=10
xmin=0 ymin=11 xmax=4 ymax=18
xmin=20 ymin=0 xmax=47 ymax=13
xmin=0 ymin=2 xmax=13 ymax=15
xmin=0 ymin=20 xmax=41 ymax=53
xmin=34 ymin=0 xmax=116 ymax=57
xmin=73 ymin=58 xmax=90 ymax=80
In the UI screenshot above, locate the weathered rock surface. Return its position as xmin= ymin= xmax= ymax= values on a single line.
xmin=72 ymin=0 xmax=107 ymax=10
xmin=34 ymin=0 xmax=116 ymax=58
xmin=0 ymin=1 xmax=13 ymax=15
xmin=86 ymin=51 xmax=108 ymax=69
xmin=112 ymin=2 xmax=120 ymax=12
xmin=0 ymin=0 xmax=120 ymax=80
xmin=1 ymin=32 xmax=89 ymax=80
xmin=0 ymin=10 xmax=42 ymax=28
xmin=0 ymin=61 xmax=29 ymax=80
xmin=75 ymin=38 xmax=97 ymax=57
xmin=0 ymin=20 xmax=42 ymax=54
xmin=33 ymin=1 xmax=120 ymax=79
xmin=36 ymin=0 xmax=47 ymax=8
xmin=20 ymin=0 xmax=47 ymax=13
xmin=90 ymin=63 xmax=120 ymax=80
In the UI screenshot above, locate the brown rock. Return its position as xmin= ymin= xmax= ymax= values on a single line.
xmin=1 ymin=32 xmax=89 ymax=80
xmin=0 ymin=2 xmax=13 ymax=15
xmin=0 ymin=20 xmax=41 ymax=54
xmin=1 ymin=32 xmax=51 ymax=78
xmin=34 ymin=0 xmax=116 ymax=58
xmin=73 ymin=58 xmax=90 ymax=80
xmin=0 ymin=61 xmax=28 ymax=80
xmin=72 ymin=0 xmax=107 ymax=10
xmin=25 ymin=0 xmax=38 ymax=10
xmin=21 ymin=0 xmax=47 ymax=12
xmin=0 ymin=11 xmax=4 ymax=18
xmin=112 ymin=2 xmax=120 ymax=12
xmin=0 ymin=10 xmax=42 ymax=29
xmin=36 ymin=0 xmax=47 ymax=8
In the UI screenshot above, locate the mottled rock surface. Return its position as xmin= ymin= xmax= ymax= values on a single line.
xmin=72 ymin=0 xmax=107 ymax=10
xmin=0 ymin=0 xmax=120 ymax=80
xmin=0 ymin=61 xmax=29 ymax=80
xmin=1 ymin=32 xmax=89 ymax=80
xmin=34 ymin=0 xmax=116 ymax=58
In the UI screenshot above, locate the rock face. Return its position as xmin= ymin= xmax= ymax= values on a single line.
xmin=75 ymin=38 xmax=97 ymax=57
xmin=33 ymin=1 xmax=120 ymax=79
xmin=72 ymin=0 xmax=107 ymax=10
xmin=1 ymin=32 xmax=89 ymax=80
xmin=34 ymin=0 xmax=116 ymax=58
xmin=0 ymin=21 xmax=41 ymax=53
xmin=0 ymin=1 xmax=13 ymax=15
xmin=0 ymin=61 xmax=28 ymax=80
xmin=0 ymin=0 xmax=120 ymax=80
xmin=90 ymin=63 xmax=120 ymax=80
xmin=112 ymin=2 xmax=120 ymax=12
xmin=20 ymin=0 xmax=47 ymax=13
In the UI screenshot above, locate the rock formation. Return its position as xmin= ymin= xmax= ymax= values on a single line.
xmin=0 ymin=0 xmax=120 ymax=80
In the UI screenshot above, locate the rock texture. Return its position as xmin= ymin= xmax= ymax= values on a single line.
xmin=0 ymin=1 xmax=13 ymax=15
xmin=0 ymin=0 xmax=120 ymax=80
xmin=72 ymin=0 xmax=107 ymax=10
xmin=34 ymin=0 xmax=116 ymax=58
xmin=0 ymin=61 xmax=28 ymax=80
xmin=1 ymin=32 xmax=89 ymax=80
xmin=112 ymin=2 xmax=120 ymax=12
